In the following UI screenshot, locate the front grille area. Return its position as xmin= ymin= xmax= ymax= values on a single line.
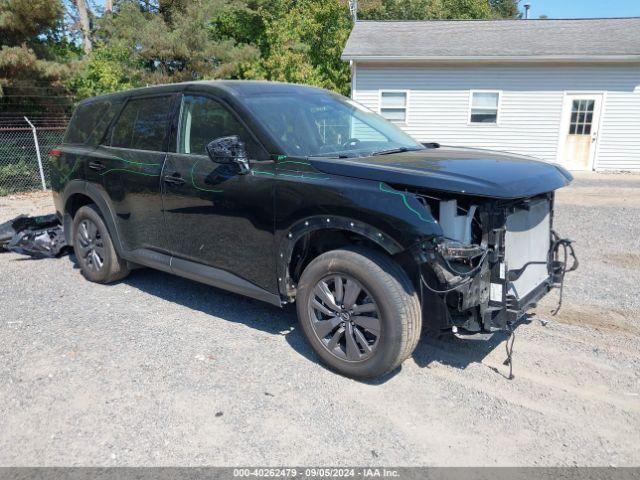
xmin=504 ymin=199 xmax=551 ymax=300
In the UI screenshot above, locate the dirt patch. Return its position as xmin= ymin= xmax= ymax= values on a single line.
xmin=555 ymin=186 xmax=640 ymax=207
xmin=0 ymin=190 xmax=54 ymax=223
xmin=555 ymin=172 xmax=640 ymax=208
xmin=535 ymin=302 xmax=638 ymax=336
xmin=604 ymin=253 xmax=640 ymax=269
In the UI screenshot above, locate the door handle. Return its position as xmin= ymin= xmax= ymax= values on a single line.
xmin=88 ymin=161 xmax=105 ymax=171
xmin=163 ymin=173 xmax=185 ymax=185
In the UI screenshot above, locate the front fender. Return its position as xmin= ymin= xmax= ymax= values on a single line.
xmin=276 ymin=174 xmax=442 ymax=250
xmin=274 ymin=174 xmax=444 ymax=298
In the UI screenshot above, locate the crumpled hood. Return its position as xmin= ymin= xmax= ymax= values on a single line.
xmin=309 ymin=146 xmax=573 ymax=199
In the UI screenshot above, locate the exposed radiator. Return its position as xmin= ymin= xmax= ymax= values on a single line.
xmin=504 ymin=199 xmax=551 ymax=299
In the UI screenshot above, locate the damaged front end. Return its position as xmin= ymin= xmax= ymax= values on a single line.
xmin=413 ymin=191 xmax=578 ymax=334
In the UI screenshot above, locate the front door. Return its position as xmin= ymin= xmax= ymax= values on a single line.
xmin=559 ymin=94 xmax=603 ymax=171
xmin=161 ymin=94 xmax=278 ymax=294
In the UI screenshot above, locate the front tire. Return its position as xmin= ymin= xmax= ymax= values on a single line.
xmin=296 ymin=246 xmax=422 ymax=379
xmin=72 ymin=205 xmax=129 ymax=284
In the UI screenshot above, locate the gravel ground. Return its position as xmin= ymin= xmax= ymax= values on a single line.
xmin=0 ymin=173 xmax=639 ymax=467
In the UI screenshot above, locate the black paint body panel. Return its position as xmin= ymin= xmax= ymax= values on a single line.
xmin=310 ymin=147 xmax=573 ymax=200
xmin=51 ymin=80 xmax=573 ymax=311
xmin=162 ymin=153 xmax=279 ymax=294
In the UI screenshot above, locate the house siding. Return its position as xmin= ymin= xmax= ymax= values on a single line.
xmin=352 ymin=63 xmax=640 ymax=171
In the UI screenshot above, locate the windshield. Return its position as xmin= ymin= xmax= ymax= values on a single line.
xmin=243 ymin=90 xmax=424 ymax=158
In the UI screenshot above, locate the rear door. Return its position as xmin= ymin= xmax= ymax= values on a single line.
xmin=92 ymin=94 xmax=177 ymax=252
xmin=161 ymin=93 xmax=278 ymax=293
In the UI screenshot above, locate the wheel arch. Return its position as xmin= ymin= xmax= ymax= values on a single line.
xmin=62 ymin=181 xmax=125 ymax=255
xmin=278 ymin=216 xmax=409 ymax=300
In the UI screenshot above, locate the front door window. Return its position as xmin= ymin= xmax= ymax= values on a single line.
xmin=177 ymin=95 xmax=260 ymax=158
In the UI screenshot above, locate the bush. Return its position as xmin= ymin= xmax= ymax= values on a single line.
xmin=0 ymin=160 xmax=41 ymax=195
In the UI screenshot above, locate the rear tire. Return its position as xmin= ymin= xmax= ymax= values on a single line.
xmin=296 ymin=246 xmax=422 ymax=379
xmin=72 ymin=205 xmax=129 ymax=284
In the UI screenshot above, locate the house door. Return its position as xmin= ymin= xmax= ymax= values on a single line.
xmin=559 ymin=94 xmax=603 ymax=171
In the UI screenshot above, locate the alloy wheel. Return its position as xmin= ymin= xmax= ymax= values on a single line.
xmin=76 ymin=218 xmax=105 ymax=272
xmin=307 ymin=274 xmax=381 ymax=362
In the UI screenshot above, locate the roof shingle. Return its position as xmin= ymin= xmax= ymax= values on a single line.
xmin=342 ymin=18 xmax=640 ymax=60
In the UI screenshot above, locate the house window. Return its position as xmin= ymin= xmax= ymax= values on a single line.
xmin=380 ymin=91 xmax=407 ymax=123
xmin=470 ymin=91 xmax=500 ymax=124
xmin=569 ymin=99 xmax=594 ymax=135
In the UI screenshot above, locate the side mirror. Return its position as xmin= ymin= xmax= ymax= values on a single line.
xmin=205 ymin=135 xmax=250 ymax=175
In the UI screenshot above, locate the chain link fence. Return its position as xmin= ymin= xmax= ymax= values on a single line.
xmin=0 ymin=117 xmax=67 ymax=196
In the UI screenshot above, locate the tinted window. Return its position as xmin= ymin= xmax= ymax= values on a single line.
xmin=111 ymin=96 xmax=173 ymax=151
xmin=65 ymin=100 xmax=112 ymax=145
xmin=178 ymin=95 xmax=259 ymax=157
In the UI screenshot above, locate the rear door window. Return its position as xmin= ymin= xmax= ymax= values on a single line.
xmin=110 ymin=96 xmax=173 ymax=151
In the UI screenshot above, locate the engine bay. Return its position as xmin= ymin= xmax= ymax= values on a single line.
xmin=407 ymin=188 xmax=578 ymax=334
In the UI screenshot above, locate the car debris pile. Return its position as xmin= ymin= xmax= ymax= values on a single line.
xmin=0 ymin=214 xmax=68 ymax=259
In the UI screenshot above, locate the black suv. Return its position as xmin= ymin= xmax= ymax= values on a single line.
xmin=51 ymin=81 xmax=575 ymax=379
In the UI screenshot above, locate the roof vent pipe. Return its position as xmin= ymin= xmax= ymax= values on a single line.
xmin=524 ymin=3 xmax=531 ymax=19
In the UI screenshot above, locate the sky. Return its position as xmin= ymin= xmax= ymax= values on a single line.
xmin=524 ymin=0 xmax=640 ymax=19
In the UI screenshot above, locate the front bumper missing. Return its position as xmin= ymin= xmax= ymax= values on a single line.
xmin=419 ymin=230 xmax=578 ymax=334
xmin=484 ymin=232 xmax=578 ymax=331
xmin=485 ymin=276 xmax=553 ymax=331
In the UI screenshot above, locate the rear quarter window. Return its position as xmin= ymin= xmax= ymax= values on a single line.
xmin=64 ymin=100 xmax=112 ymax=145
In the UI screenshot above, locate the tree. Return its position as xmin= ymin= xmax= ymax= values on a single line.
xmin=438 ymin=0 xmax=493 ymax=19
xmin=358 ymin=0 xmax=497 ymax=20
xmin=0 ymin=0 xmax=62 ymax=45
xmin=65 ymin=44 xmax=137 ymax=98
xmin=0 ymin=0 xmax=72 ymax=85
xmin=258 ymin=0 xmax=352 ymax=94
xmin=67 ymin=0 xmax=260 ymax=97
xmin=489 ymin=0 xmax=520 ymax=18
xmin=359 ymin=0 xmax=439 ymax=20
xmin=0 ymin=0 xmax=78 ymax=117
xmin=2 ymin=0 xmax=529 ymax=103
xmin=73 ymin=0 xmax=93 ymax=53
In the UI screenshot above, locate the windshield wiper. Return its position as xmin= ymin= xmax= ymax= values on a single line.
xmin=311 ymin=152 xmax=357 ymax=159
xmin=312 ymin=146 xmax=424 ymax=159
xmin=371 ymin=146 xmax=420 ymax=156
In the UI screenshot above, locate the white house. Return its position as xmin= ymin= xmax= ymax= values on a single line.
xmin=342 ymin=18 xmax=640 ymax=171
